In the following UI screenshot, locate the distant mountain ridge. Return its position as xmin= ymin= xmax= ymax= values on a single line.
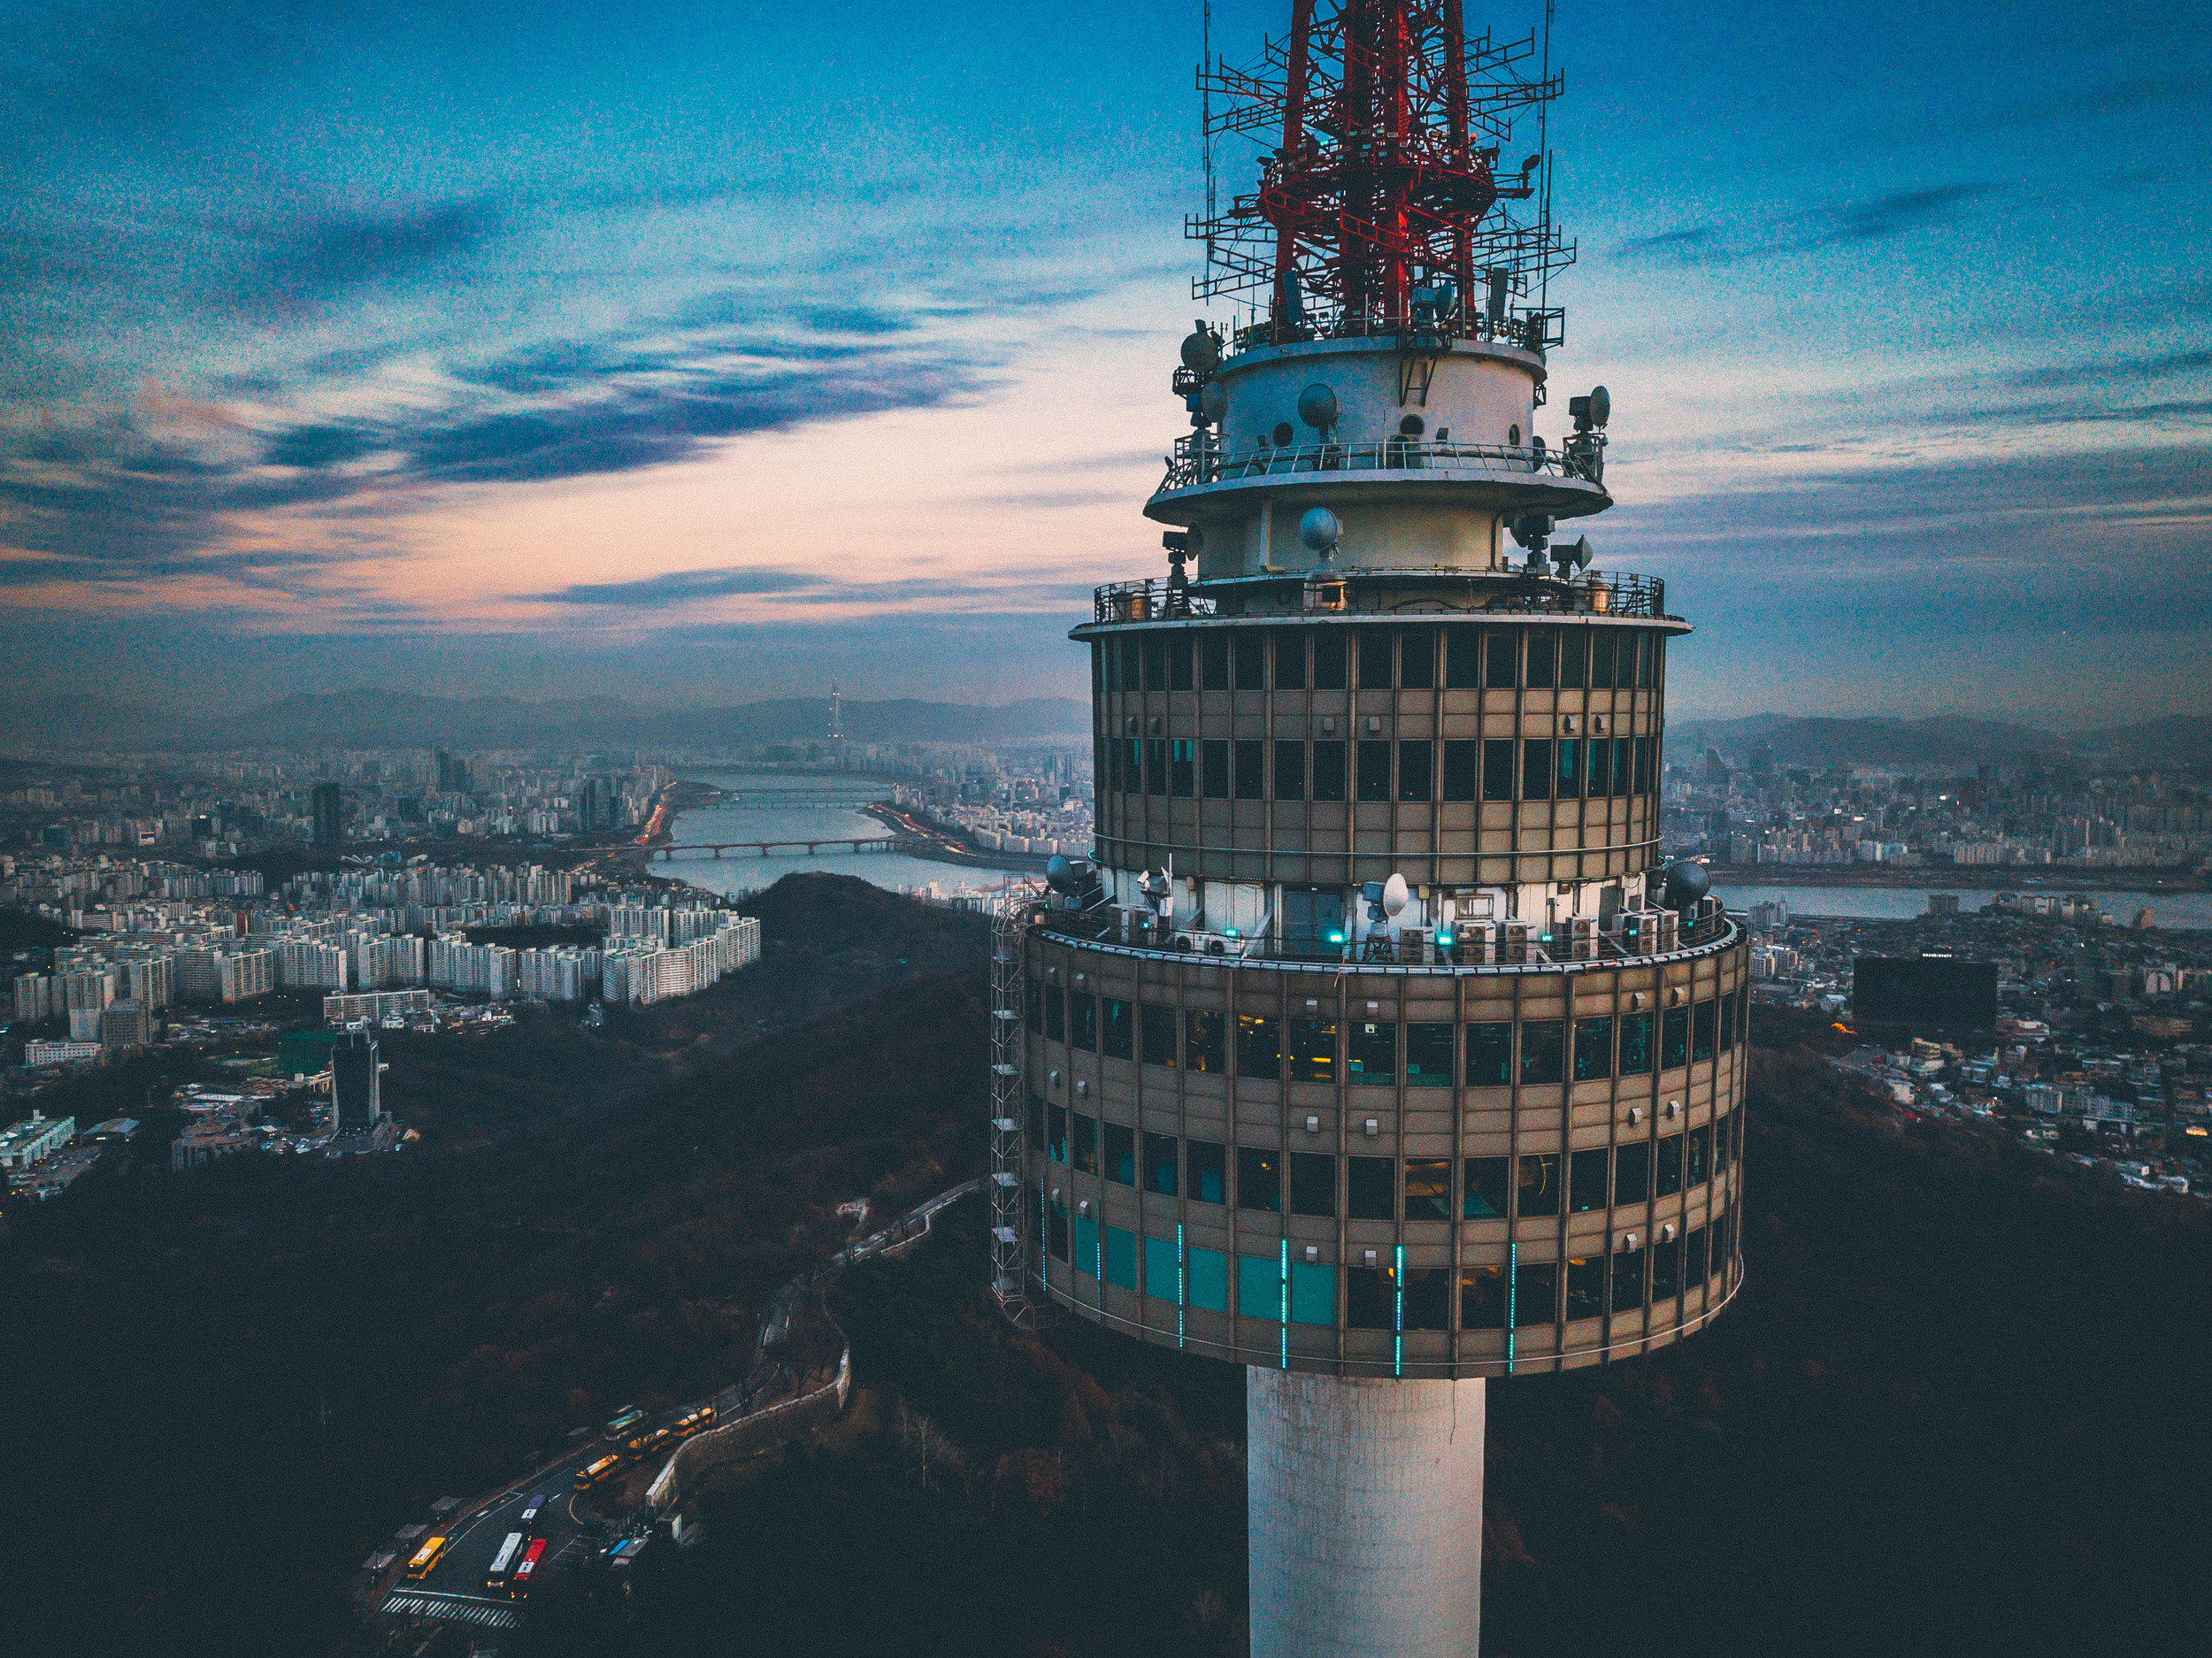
xmin=1669 ymin=715 xmax=2212 ymax=772
xmin=0 ymin=691 xmax=1093 ymax=755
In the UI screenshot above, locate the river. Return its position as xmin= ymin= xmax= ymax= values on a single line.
xmin=658 ymin=776 xmax=2212 ymax=929
xmin=660 ymin=771 xmax=1029 ymax=901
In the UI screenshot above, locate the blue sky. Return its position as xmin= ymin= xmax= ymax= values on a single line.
xmin=1 ymin=0 xmax=2206 ymax=725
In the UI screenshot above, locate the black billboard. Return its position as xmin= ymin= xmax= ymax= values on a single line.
xmin=1853 ymin=955 xmax=1998 ymax=1028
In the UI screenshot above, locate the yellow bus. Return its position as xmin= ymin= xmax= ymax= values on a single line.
xmin=672 ymin=1407 xmax=717 ymax=1437
xmin=624 ymin=1425 xmax=672 ymax=1460
xmin=403 ymin=1535 xmax=449 ymax=1579
xmin=573 ymin=1455 xmax=622 ymax=1491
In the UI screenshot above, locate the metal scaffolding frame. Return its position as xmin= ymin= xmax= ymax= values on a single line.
xmin=989 ymin=880 xmax=1041 ymax=1327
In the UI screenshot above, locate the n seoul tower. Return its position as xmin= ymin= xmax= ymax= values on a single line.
xmin=1003 ymin=4 xmax=1749 ymax=1654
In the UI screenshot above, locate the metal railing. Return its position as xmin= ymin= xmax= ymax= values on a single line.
xmin=1156 ymin=435 xmax=1604 ymax=495
xmin=1030 ymin=906 xmax=1734 ymax=971
xmin=1090 ymin=567 xmax=1671 ymax=624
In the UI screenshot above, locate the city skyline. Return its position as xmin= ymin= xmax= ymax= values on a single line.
xmin=3 ymin=0 xmax=2207 ymax=724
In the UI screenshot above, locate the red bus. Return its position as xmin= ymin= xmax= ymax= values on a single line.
xmin=510 ymin=1536 xmax=550 ymax=1597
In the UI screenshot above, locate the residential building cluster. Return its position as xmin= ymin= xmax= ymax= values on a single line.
xmin=1668 ymin=746 xmax=2212 ymax=872
xmin=888 ymin=747 xmax=1094 ymax=857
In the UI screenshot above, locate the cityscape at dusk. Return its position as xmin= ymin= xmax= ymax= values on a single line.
xmin=2 ymin=4 xmax=2208 ymax=1658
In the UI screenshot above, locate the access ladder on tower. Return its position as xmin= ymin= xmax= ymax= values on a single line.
xmin=989 ymin=880 xmax=1040 ymax=1327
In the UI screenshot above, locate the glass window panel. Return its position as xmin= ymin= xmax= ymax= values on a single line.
xmin=1045 ymin=984 xmax=1065 ymax=1040
xmin=1171 ymin=738 xmax=1195 ymax=796
xmin=1356 ymin=740 xmax=1392 ymax=802
xmin=1512 ymin=1260 xmax=1557 ymax=1327
xmin=1143 ymin=633 xmax=1166 ymax=691
xmin=1397 ymin=741 xmax=1432 ymax=802
xmin=1202 ymin=739 xmax=1229 ymax=798
xmin=1289 ymin=1151 xmax=1335 ymax=1216
xmin=1048 ymin=1201 xmax=1069 ymax=1260
xmin=1187 ymin=1246 xmax=1227 ymax=1310
xmin=1273 ymin=739 xmax=1306 ymax=800
xmin=1048 ymin=1104 xmax=1068 ymax=1163
xmin=1613 ymin=736 xmax=1634 ymax=797
xmin=1638 ymin=633 xmax=1655 ymax=687
xmin=1652 ymin=1236 xmax=1680 ymax=1301
xmin=1312 ymin=630 xmax=1348 ymax=689
xmin=1105 ymin=1122 xmax=1135 ymax=1185
xmin=1590 ymin=629 xmax=1617 ymax=688
xmin=1072 ymin=1113 xmax=1097 ymax=1174
xmin=1441 ymin=740 xmax=1481 ymax=801
xmin=1358 ymin=628 xmax=1393 ymax=688
xmin=1517 ymin=1153 xmax=1561 ymax=1217
xmin=1275 ymin=630 xmax=1308 ymax=690
xmin=1461 ymin=1264 xmax=1508 ymax=1329
xmin=1401 ymin=629 xmax=1435 ymax=687
xmin=1482 ymin=739 xmax=1517 ymax=802
xmin=1619 ymin=1011 xmax=1654 ymax=1074
xmin=1656 ymin=1133 xmax=1683 ymax=1198
xmin=1144 ymin=1233 xmax=1178 ymax=1299
xmin=1026 ymin=1093 xmax=1046 ymax=1153
xmin=1234 ymin=739 xmax=1267 ymax=799
xmin=1201 ymin=633 xmax=1229 ymax=690
xmin=1239 ymin=1255 xmax=1284 ymax=1321
xmin=1609 ymin=1247 xmax=1647 ymax=1312
xmin=1290 ymin=1262 xmax=1336 ymax=1324
xmin=1105 ymin=1226 xmax=1138 ymax=1289
xmin=1171 ymin=636 xmax=1194 ymax=691
xmin=1185 ymin=1009 xmax=1225 ymax=1071
xmin=1025 ymin=975 xmax=1042 ymax=1033
xmin=1693 ymin=997 xmax=1717 ymax=1061
xmin=1521 ymin=738 xmax=1554 ymax=801
xmin=1466 ymin=1022 xmax=1513 ymax=1086
xmin=1348 ymin=1019 xmax=1396 ymax=1086
xmin=1485 ymin=627 xmax=1518 ymax=688
xmin=1237 ymin=1014 xmax=1281 ymax=1078
xmin=1140 ymin=1002 xmax=1177 ymax=1064
xmin=1235 ymin=628 xmax=1268 ymax=689
xmin=1290 ymin=1018 xmax=1336 ymax=1081
xmin=1525 ymin=630 xmax=1556 ymax=687
xmin=1634 ymin=735 xmax=1651 ymax=795
xmin=1144 ymin=738 xmax=1167 ymax=795
xmin=1404 ymin=1023 xmax=1454 ymax=1086
xmin=1688 ymin=1123 xmax=1711 ymax=1186
xmin=1403 ymin=1268 xmax=1450 ymax=1331
xmin=1686 ymin=1225 xmax=1709 ymax=1284
xmin=1520 ymin=1020 xmax=1564 ymax=1086
xmin=1347 ymin=1155 xmax=1394 ymax=1220
xmin=1238 ymin=1147 xmax=1282 ymax=1211
xmin=1559 ymin=628 xmax=1587 ymax=687
xmin=1463 ymin=1156 xmax=1511 ymax=1218
xmin=1570 ymin=1147 xmax=1610 ymax=1213
xmin=1566 ymin=1255 xmax=1604 ymax=1320
xmin=1102 ymin=998 xmax=1133 ymax=1060
xmin=1076 ymin=1215 xmax=1100 ymax=1275
xmin=1403 ymin=1159 xmax=1452 ymax=1221
xmin=1662 ymin=1005 xmax=1689 ymax=1069
xmin=1347 ymin=1266 xmax=1394 ymax=1329
xmin=1187 ymin=1139 xmax=1225 ymax=1203
xmin=1615 ymin=1138 xmax=1651 ymax=1204
xmin=1311 ymin=742 xmax=1348 ymax=802
xmin=1118 ymin=634 xmax=1141 ymax=693
xmin=1070 ymin=994 xmax=1096 ymax=1051
xmin=1145 ymin=1131 xmax=1178 ymax=1195
xmin=1558 ymin=736 xmax=1581 ymax=797
xmin=1573 ymin=1017 xmax=1614 ymax=1080
xmin=1444 ymin=629 xmax=1481 ymax=687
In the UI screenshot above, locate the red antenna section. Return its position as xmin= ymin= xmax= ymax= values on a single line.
xmin=1194 ymin=0 xmax=1572 ymax=349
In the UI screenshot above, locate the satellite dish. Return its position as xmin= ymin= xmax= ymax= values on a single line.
xmin=1180 ymin=322 xmax=1221 ymax=373
xmin=1587 ymin=385 xmax=1611 ymax=427
xmin=1298 ymin=507 xmax=1341 ymax=554
xmin=1661 ymin=861 xmax=1710 ymax=910
xmin=1197 ymin=381 xmax=1228 ymax=424
xmin=1381 ymin=873 xmax=1410 ymax=917
xmin=1044 ymin=855 xmax=1076 ymax=893
xmin=1296 ymin=383 xmax=1339 ymax=430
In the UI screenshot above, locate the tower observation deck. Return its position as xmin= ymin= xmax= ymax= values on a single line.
xmin=1013 ymin=5 xmax=1747 ymax=1654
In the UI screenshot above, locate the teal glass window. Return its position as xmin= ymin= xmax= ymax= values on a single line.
xmin=1572 ymin=1016 xmax=1614 ymax=1080
xmin=1104 ymin=1226 xmax=1137 ymax=1289
xmin=1144 ymin=1131 xmax=1178 ymax=1194
xmin=1620 ymin=1011 xmax=1654 ymax=1074
xmin=1290 ymin=1262 xmax=1336 ymax=1324
xmin=1663 ymin=1005 xmax=1689 ymax=1069
xmin=1519 ymin=1020 xmax=1564 ymax=1086
xmin=1073 ymin=1215 xmax=1100 ymax=1277
xmin=1238 ymin=1255 xmax=1283 ymax=1321
xmin=1348 ymin=1019 xmax=1395 ymax=1085
xmin=1102 ymin=998 xmax=1133 ymax=1059
xmin=1187 ymin=1139 xmax=1225 ymax=1203
xmin=1105 ymin=1122 xmax=1134 ymax=1185
xmin=1187 ymin=1247 xmax=1228 ymax=1311
xmin=1143 ymin=1234 xmax=1179 ymax=1299
xmin=1466 ymin=1022 xmax=1512 ymax=1086
xmin=1404 ymin=1023 xmax=1454 ymax=1086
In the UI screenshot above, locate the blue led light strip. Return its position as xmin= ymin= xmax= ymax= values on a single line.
xmin=1279 ymin=1238 xmax=1290 ymax=1370
xmin=1507 ymin=1240 xmax=1518 ymax=1373
xmin=1177 ymin=1223 xmax=1187 ymax=1350
xmin=1394 ymin=1243 xmax=1405 ymax=1378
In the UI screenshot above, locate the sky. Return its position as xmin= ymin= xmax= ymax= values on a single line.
xmin=0 ymin=0 xmax=2207 ymax=726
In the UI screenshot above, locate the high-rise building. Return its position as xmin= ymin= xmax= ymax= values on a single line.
xmin=98 ymin=998 xmax=153 ymax=1052
xmin=311 ymin=783 xmax=344 ymax=850
xmin=331 ymin=1025 xmax=382 ymax=1131
xmin=1010 ymin=8 xmax=1749 ymax=1654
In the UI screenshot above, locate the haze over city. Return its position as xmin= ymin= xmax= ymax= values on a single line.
xmin=3 ymin=0 xmax=2205 ymax=722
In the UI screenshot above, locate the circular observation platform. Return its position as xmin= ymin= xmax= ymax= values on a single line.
xmin=1018 ymin=916 xmax=1749 ymax=1379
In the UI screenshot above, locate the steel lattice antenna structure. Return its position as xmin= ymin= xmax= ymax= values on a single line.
xmin=1008 ymin=4 xmax=1749 ymax=1654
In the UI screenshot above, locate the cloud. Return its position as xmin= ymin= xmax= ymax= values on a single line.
xmin=1617 ymin=184 xmax=2002 ymax=265
xmin=1999 ymin=69 xmax=2212 ymax=126
xmin=536 ymin=567 xmax=832 ymax=608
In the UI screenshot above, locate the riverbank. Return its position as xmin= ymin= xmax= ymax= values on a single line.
xmin=864 ymin=802 xmax=1058 ymax=873
xmin=1709 ymin=865 xmax=2208 ymax=894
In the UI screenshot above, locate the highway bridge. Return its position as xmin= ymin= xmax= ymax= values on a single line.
xmin=648 ymin=834 xmax=916 ymax=861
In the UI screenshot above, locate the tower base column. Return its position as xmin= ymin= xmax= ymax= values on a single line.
xmin=1247 ymin=1369 xmax=1486 ymax=1658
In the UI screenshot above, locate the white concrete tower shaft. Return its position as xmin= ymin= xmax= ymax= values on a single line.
xmin=1248 ymin=1370 xmax=1487 ymax=1658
